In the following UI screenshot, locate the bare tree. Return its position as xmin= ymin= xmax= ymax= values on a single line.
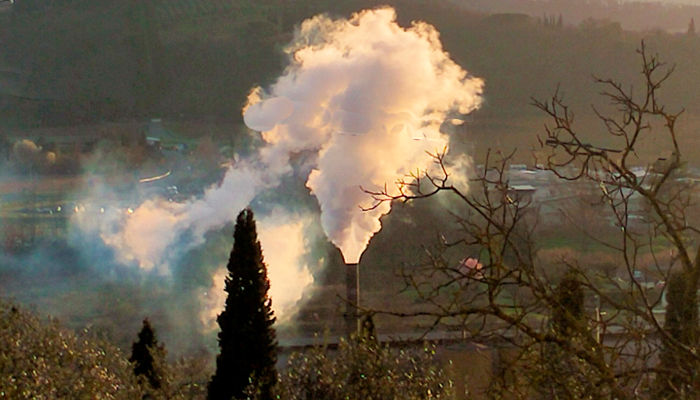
xmin=365 ymin=42 xmax=700 ymax=399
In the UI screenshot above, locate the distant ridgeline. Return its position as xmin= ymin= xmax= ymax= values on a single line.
xmin=2 ymin=0 xmax=700 ymax=127
xmin=451 ymin=0 xmax=700 ymax=32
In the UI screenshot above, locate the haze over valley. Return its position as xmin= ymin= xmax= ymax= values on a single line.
xmin=2 ymin=1 xmax=700 ymax=389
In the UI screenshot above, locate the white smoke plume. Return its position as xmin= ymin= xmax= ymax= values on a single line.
xmin=73 ymin=6 xmax=483 ymax=323
xmin=247 ymin=7 xmax=484 ymax=263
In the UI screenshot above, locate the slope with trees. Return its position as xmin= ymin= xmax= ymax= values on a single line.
xmin=0 ymin=292 xmax=458 ymax=399
xmin=0 ymin=298 xmax=212 ymax=399
xmin=0 ymin=299 xmax=142 ymax=399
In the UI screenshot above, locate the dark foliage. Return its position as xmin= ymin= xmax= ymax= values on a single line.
xmin=0 ymin=299 xmax=140 ymax=398
xmin=277 ymin=335 xmax=453 ymax=400
xmin=656 ymin=272 xmax=700 ymax=398
xmin=129 ymin=318 xmax=164 ymax=390
xmin=208 ymin=208 xmax=277 ymax=400
xmin=535 ymin=274 xmax=593 ymax=399
xmin=553 ymin=274 xmax=585 ymax=336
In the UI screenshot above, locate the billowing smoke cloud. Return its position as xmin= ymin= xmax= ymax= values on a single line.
xmin=72 ymin=7 xmax=483 ymax=324
xmin=246 ymin=7 xmax=483 ymax=263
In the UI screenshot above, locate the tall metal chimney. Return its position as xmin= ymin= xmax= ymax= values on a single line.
xmin=345 ymin=262 xmax=360 ymax=336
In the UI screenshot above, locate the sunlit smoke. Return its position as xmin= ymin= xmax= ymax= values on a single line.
xmin=246 ymin=7 xmax=483 ymax=262
xmin=75 ymin=163 xmax=269 ymax=273
xmin=72 ymin=6 xmax=483 ymax=325
xmin=258 ymin=210 xmax=315 ymax=320
xmin=200 ymin=209 xmax=315 ymax=328
xmin=200 ymin=267 xmax=227 ymax=330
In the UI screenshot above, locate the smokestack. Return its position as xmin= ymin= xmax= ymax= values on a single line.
xmin=345 ymin=262 xmax=360 ymax=337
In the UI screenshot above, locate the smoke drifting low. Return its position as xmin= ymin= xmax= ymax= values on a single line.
xmin=77 ymin=163 xmax=270 ymax=273
xmin=2 ymin=7 xmax=483 ymax=351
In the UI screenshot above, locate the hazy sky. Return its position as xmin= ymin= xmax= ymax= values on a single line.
xmin=632 ymin=0 xmax=700 ymax=4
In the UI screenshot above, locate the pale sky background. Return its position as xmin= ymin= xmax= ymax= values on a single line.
xmin=647 ymin=0 xmax=700 ymax=4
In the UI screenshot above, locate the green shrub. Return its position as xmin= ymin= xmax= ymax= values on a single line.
xmin=275 ymin=335 xmax=454 ymax=400
xmin=0 ymin=300 xmax=141 ymax=399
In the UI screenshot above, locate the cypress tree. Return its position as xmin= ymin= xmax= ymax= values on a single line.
xmin=539 ymin=274 xmax=590 ymax=399
xmin=208 ymin=208 xmax=278 ymax=400
xmin=553 ymin=274 xmax=584 ymax=336
xmin=656 ymin=271 xmax=700 ymax=398
xmin=129 ymin=318 xmax=164 ymax=390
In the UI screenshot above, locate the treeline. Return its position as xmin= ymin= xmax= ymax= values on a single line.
xmin=452 ymin=0 xmax=700 ymax=32
xmin=2 ymin=0 xmax=700 ymax=129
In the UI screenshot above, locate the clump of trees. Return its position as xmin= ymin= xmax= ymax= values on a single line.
xmin=275 ymin=334 xmax=454 ymax=400
xmin=0 ymin=299 xmax=141 ymax=399
xmin=0 ymin=297 xmax=453 ymax=400
xmin=0 ymin=299 xmax=209 ymax=400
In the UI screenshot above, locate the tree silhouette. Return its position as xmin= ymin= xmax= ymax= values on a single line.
xmin=208 ymin=208 xmax=277 ymax=400
xmin=656 ymin=272 xmax=700 ymax=398
xmin=129 ymin=318 xmax=164 ymax=390
xmin=537 ymin=273 xmax=592 ymax=399
xmin=553 ymin=274 xmax=585 ymax=336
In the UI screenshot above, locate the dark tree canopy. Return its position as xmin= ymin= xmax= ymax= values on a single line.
xmin=208 ymin=208 xmax=277 ymax=400
xmin=656 ymin=271 xmax=700 ymax=397
xmin=129 ymin=318 xmax=164 ymax=390
xmin=553 ymin=274 xmax=585 ymax=336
